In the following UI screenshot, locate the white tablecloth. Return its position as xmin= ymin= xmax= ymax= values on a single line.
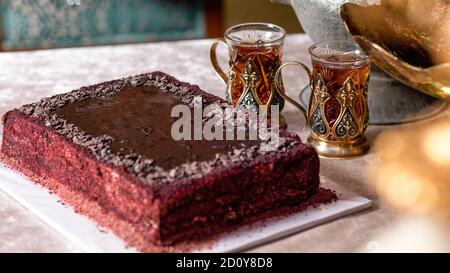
xmin=0 ymin=34 xmax=447 ymax=252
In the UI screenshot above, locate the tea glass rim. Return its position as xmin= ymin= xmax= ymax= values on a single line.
xmin=308 ymin=40 xmax=370 ymax=66
xmin=224 ymin=22 xmax=286 ymax=47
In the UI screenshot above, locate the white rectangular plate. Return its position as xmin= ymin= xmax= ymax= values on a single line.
xmin=0 ymin=164 xmax=372 ymax=252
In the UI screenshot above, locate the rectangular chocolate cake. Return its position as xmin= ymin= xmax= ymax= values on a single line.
xmin=1 ymin=72 xmax=336 ymax=252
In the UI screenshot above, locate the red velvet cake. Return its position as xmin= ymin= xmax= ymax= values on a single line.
xmin=1 ymin=72 xmax=336 ymax=252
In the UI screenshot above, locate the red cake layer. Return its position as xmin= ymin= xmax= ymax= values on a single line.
xmin=1 ymin=72 xmax=337 ymax=251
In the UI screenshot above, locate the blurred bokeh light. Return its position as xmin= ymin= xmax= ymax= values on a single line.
xmin=370 ymin=115 xmax=450 ymax=251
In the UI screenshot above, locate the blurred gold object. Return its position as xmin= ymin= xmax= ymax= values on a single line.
xmin=371 ymin=115 xmax=450 ymax=222
xmin=341 ymin=0 xmax=450 ymax=100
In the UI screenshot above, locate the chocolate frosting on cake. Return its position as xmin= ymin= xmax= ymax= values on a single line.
xmin=53 ymin=85 xmax=261 ymax=169
xmin=18 ymin=72 xmax=300 ymax=185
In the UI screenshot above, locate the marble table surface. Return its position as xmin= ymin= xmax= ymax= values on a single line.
xmin=0 ymin=34 xmax=448 ymax=252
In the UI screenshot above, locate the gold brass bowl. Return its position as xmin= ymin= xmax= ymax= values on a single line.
xmin=341 ymin=0 xmax=450 ymax=100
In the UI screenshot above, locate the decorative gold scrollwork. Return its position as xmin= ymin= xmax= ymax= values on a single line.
xmin=309 ymin=73 xmax=330 ymax=137
xmin=267 ymin=55 xmax=285 ymax=111
xmin=333 ymin=77 xmax=361 ymax=139
xmin=361 ymin=75 xmax=369 ymax=132
xmin=237 ymin=59 xmax=262 ymax=110
xmin=226 ymin=66 xmax=236 ymax=103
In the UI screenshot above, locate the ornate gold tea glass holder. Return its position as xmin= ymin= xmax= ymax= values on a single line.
xmin=210 ymin=23 xmax=288 ymax=127
xmin=275 ymin=41 xmax=372 ymax=158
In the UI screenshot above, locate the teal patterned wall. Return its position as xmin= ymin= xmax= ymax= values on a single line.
xmin=0 ymin=0 xmax=205 ymax=50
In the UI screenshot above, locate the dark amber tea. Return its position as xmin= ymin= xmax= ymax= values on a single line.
xmin=211 ymin=23 xmax=286 ymax=111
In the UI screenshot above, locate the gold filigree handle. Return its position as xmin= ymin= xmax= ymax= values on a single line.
xmin=210 ymin=39 xmax=229 ymax=83
xmin=274 ymin=61 xmax=312 ymax=121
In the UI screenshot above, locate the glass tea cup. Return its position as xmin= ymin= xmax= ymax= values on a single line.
xmin=210 ymin=23 xmax=286 ymax=112
xmin=275 ymin=40 xmax=371 ymax=158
